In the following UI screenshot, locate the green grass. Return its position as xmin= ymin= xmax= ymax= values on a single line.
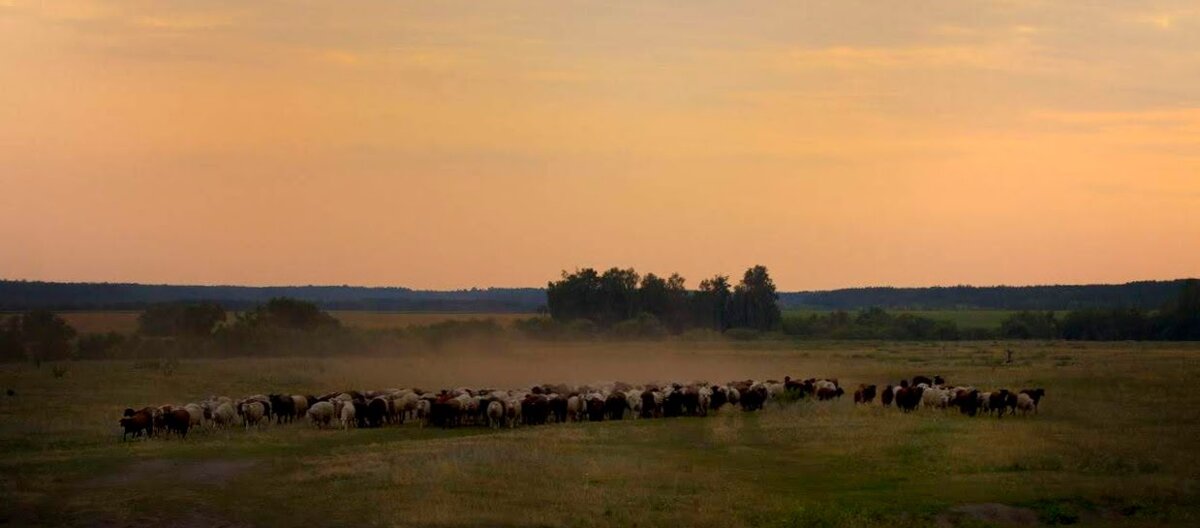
xmin=1 ymin=340 xmax=1197 ymax=526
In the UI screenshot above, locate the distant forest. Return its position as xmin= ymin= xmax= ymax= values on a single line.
xmin=0 ymin=278 xmax=1194 ymax=312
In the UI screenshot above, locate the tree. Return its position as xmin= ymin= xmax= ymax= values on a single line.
xmin=137 ymin=302 xmax=226 ymax=337
xmin=248 ymin=297 xmax=340 ymax=331
xmin=693 ymin=275 xmax=732 ymax=331
xmin=0 ymin=315 xmax=22 ymax=363
xmin=597 ymin=268 xmax=639 ymax=326
xmin=16 ymin=310 xmax=76 ymax=364
xmin=730 ymin=265 xmax=782 ymax=331
xmin=546 ymin=268 xmax=602 ymax=322
xmin=1155 ymin=279 xmax=1200 ymax=340
xmin=999 ymin=311 xmax=1059 ymax=339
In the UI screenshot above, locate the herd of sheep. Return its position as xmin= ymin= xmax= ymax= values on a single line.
xmin=118 ymin=375 xmax=1046 ymax=441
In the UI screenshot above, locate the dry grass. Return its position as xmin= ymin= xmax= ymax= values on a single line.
xmin=0 ymin=340 xmax=1198 ymax=527
xmin=15 ymin=310 xmax=536 ymax=335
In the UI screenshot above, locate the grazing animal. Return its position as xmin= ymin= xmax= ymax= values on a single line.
xmin=912 ymin=376 xmax=933 ymax=387
xmin=119 ymin=409 xmax=154 ymax=441
xmin=307 ymin=401 xmax=335 ymax=428
xmin=211 ymin=403 xmax=237 ymax=428
xmin=1020 ymin=388 xmax=1046 ymax=412
xmin=640 ymin=390 xmax=658 ymax=419
xmin=605 ymin=393 xmax=627 ymax=421
xmin=1016 ymin=393 xmax=1037 ymax=416
xmin=881 ymin=384 xmax=895 ymax=407
xmin=896 ymin=386 xmax=924 ymax=412
xmin=339 ymin=400 xmax=357 ymax=429
xmin=241 ymin=401 xmax=266 ymax=429
xmin=853 ymin=385 xmax=877 ymax=404
xmin=162 ymin=409 xmax=191 ymax=439
xmin=486 ymin=400 xmax=504 ymax=429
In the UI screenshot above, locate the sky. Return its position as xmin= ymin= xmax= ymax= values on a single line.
xmin=1 ymin=1 xmax=1197 ymax=290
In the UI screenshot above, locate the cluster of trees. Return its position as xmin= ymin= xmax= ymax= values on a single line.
xmin=781 ymin=308 xmax=967 ymax=341
xmin=0 ymin=298 xmax=349 ymax=363
xmin=0 ymin=310 xmax=78 ymax=364
xmin=780 ymin=280 xmax=1190 ymax=311
xmin=998 ymin=280 xmax=1200 ymax=340
xmin=545 ymin=265 xmax=782 ymax=334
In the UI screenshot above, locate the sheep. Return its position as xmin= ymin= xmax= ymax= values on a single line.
xmin=307 ymin=401 xmax=336 ymax=429
xmin=881 ymin=384 xmax=895 ymax=406
xmin=853 ymin=385 xmax=877 ymax=404
xmin=1020 ymin=388 xmax=1046 ymax=413
xmin=183 ymin=403 xmax=205 ymax=430
xmin=339 ymin=400 xmax=357 ymax=430
xmin=162 ymin=409 xmax=191 ymax=439
xmin=241 ymin=401 xmax=266 ymax=429
xmin=486 ymin=400 xmax=504 ymax=429
xmin=119 ymin=409 xmax=154 ymax=441
xmin=605 ymin=392 xmax=628 ymax=421
xmin=1016 ymin=393 xmax=1036 ymax=416
xmin=291 ymin=395 xmax=310 ymax=418
xmin=211 ymin=402 xmax=236 ymax=428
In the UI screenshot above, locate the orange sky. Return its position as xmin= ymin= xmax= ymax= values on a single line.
xmin=1 ymin=1 xmax=1197 ymax=290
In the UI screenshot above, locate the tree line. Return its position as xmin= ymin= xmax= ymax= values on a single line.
xmin=1 ymin=279 xmax=1196 ymax=364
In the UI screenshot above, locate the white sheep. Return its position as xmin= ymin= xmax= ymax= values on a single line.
xmin=1016 ymin=393 xmax=1036 ymax=415
xmin=307 ymin=401 xmax=336 ymax=428
xmin=211 ymin=402 xmax=236 ymax=428
xmin=241 ymin=401 xmax=266 ymax=429
xmin=339 ymin=400 xmax=357 ymax=430
xmin=291 ymin=395 xmax=310 ymax=417
xmin=183 ymin=403 xmax=205 ymax=430
xmin=486 ymin=400 xmax=504 ymax=429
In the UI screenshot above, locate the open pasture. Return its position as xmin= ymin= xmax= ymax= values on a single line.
xmin=27 ymin=310 xmax=536 ymax=335
xmin=1 ymin=340 xmax=1197 ymax=527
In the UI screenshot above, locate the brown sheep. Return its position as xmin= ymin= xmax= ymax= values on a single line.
xmin=853 ymin=385 xmax=877 ymax=404
xmin=119 ymin=408 xmax=154 ymax=441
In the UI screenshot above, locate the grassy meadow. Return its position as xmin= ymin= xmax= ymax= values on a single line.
xmin=1 ymin=340 xmax=1197 ymax=527
xmin=783 ymin=309 xmax=1028 ymax=330
xmin=29 ymin=310 xmax=536 ymax=335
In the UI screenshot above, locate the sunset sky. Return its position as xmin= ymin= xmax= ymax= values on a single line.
xmin=1 ymin=1 xmax=1197 ymax=290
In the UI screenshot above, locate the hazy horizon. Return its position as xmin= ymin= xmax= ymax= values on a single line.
xmin=1 ymin=274 xmax=1194 ymax=293
xmin=3 ymin=1 xmax=1198 ymax=290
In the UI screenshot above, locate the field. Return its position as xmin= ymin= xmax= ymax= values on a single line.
xmin=1 ymin=340 xmax=1197 ymax=527
xmin=783 ymin=309 xmax=1027 ymax=330
xmin=23 ymin=311 xmax=537 ymax=335
xmin=22 ymin=309 xmax=1023 ymax=337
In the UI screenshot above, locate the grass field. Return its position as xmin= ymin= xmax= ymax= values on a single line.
xmin=1 ymin=340 xmax=1197 ymax=527
xmin=27 ymin=308 xmax=1022 ymax=336
xmin=20 ymin=311 xmax=538 ymax=335
xmin=783 ymin=309 xmax=1029 ymax=330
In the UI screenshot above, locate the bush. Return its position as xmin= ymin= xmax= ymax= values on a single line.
xmin=75 ymin=332 xmax=126 ymax=360
xmin=610 ymin=313 xmax=667 ymax=340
